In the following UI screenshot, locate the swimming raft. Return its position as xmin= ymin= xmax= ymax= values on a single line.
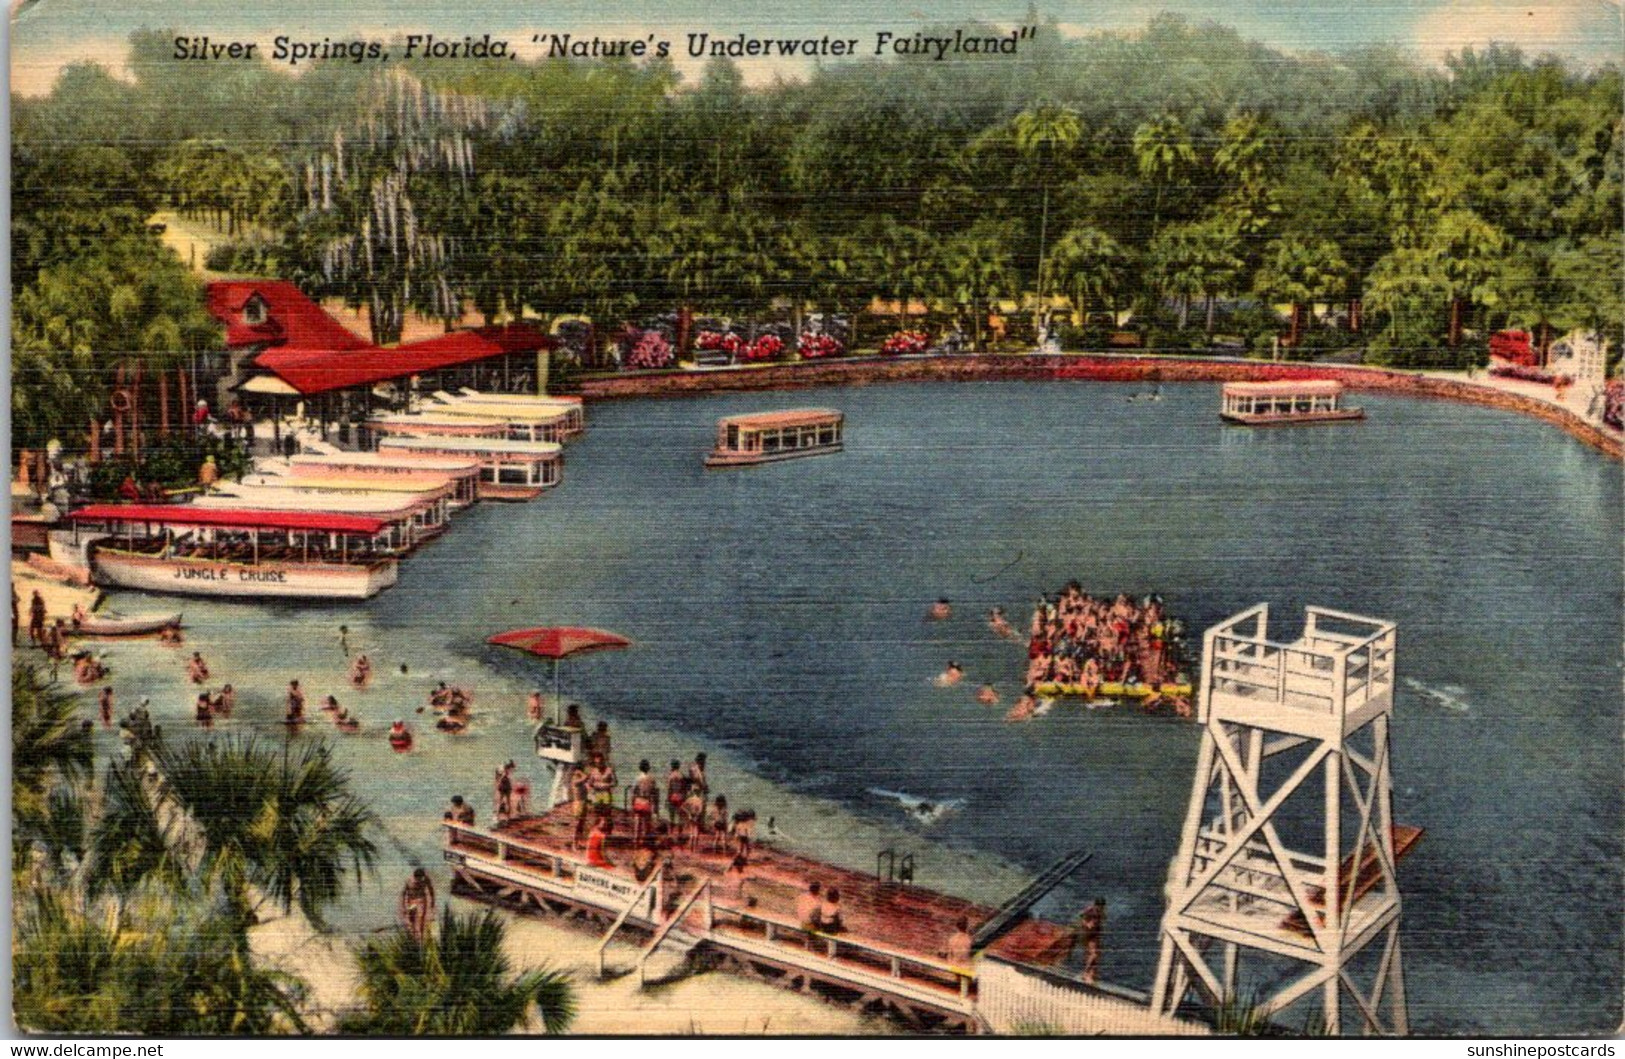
xmin=1032 ymin=681 xmax=1192 ymax=701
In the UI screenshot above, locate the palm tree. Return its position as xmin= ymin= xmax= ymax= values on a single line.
xmin=12 ymin=664 xmax=93 ymax=850
xmin=1012 ymin=103 xmax=1083 ymax=307
xmin=1426 ymin=209 xmax=1510 ymax=347
xmin=1050 ymin=227 xmax=1127 ymax=327
xmin=1253 ymin=237 xmax=1350 ymax=347
xmin=144 ymin=735 xmax=379 ymax=929
xmin=342 ymin=906 xmax=577 ymax=1035
xmin=1132 ymin=114 xmax=1198 ymax=240
xmin=13 ymin=887 xmax=309 ymax=1035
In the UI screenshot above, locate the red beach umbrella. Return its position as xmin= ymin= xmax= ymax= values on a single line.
xmin=487 ymin=626 xmax=631 ymax=704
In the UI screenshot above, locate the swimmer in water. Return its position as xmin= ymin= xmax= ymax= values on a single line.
xmin=928 ymin=598 xmax=952 ymax=621
xmin=937 ymin=661 xmax=964 ymax=687
xmin=1006 ymin=691 xmax=1038 ymax=722
xmin=988 ymin=606 xmax=1016 ymax=639
xmin=976 ymin=684 xmax=1000 ymax=706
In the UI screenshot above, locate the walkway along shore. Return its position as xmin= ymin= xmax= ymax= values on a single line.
xmin=569 ymin=354 xmax=1622 ymax=461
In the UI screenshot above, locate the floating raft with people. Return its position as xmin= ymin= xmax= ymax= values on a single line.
xmin=445 ymin=802 xmax=1076 ymax=1033
xmin=1032 ymin=681 xmax=1193 ymax=702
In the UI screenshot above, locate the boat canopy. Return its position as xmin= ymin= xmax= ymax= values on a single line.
xmin=370 ymin=412 xmax=508 ymax=428
xmin=69 ymin=504 xmax=388 ymax=535
xmin=1221 ymin=380 xmax=1343 ymax=397
xmin=378 ymin=437 xmax=564 ymax=456
xmin=719 ymin=408 xmax=843 ymax=431
xmin=291 ymin=453 xmax=481 ymax=474
xmin=240 ymin=474 xmax=455 ymax=496
xmin=433 ymin=403 xmax=576 ymax=424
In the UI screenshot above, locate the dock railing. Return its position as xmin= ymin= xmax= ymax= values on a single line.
xmin=1200 ymin=604 xmax=1396 ymax=734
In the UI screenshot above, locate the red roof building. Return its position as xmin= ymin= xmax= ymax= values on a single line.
xmin=204 ymin=280 xmax=556 ymax=398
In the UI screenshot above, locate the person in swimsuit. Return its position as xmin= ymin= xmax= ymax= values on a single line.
xmin=186 ymin=652 xmax=210 ymax=684
xmin=938 ymin=661 xmax=964 ymax=687
xmin=1074 ymin=899 xmax=1105 ymax=983
xmin=928 ymin=598 xmax=952 ymax=621
xmin=976 ymin=684 xmax=1000 ymax=706
xmin=286 ymin=680 xmax=306 ymax=722
xmin=527 ymin=691 xmax=544 ymax=722
xmin=570 ymin=764 xmax=591 ymax=847
xmin=585 ymin=816 xmax=614 ymax=869
xmin=818 ymin=888 xmax=844 ymax=934
xmin=447 ymin=795 xmax=475 ymax=827
xmin=666 ymin=760 xmax=688 ymax=826
xmin=945 ymin=916 xmax=973 ymax=966
xmin=195 ymin=693 xmax=214 ymax=728
xmin=399 ymin=869 xmax=436 ymax=943
xmin=796 ymin=881 xmax=823 ymax=931
xmin=631 ymin=760 xmax=659 ymax=843
xmin=98 ymin=686 xmax=114 ymax=727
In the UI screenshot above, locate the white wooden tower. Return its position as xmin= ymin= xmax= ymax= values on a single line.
xmin=1150 ymin=604 xmax=1413 ymax=1035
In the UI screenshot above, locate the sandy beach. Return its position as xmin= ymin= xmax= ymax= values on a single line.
xmin=249 ymin=897 xmax=888 ymax=1035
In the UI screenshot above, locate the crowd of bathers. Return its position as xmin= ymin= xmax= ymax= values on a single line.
xmin=1024 ymin=585 xmax=1189 ymax=695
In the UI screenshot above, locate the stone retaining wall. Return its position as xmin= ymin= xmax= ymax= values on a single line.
xmin=572 ymin=355 xmax=1622 ymax=460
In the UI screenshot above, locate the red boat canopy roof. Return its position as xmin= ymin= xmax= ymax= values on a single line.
xmin=70 ymin=504 xmax=388 ymax=535
xmin=257 ymin=324 xmax=557 ymax=396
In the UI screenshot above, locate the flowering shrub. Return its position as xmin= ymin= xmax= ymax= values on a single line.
xmin=1489 ymin=361 xmax=1568 ymax=386
xmin=695 ymin=330 xmax=745 ymax=357
xmin=1488 ymin=330 xmax=1535 ymax=365
xmin=1604 ymin=381 xmax=1623 ymax=431
xmin=797 ymin=333 xmax=845 ymax=360
xmin=740 ymin=335 xmax=784 ymax=363
xmin=624 ymin=329 xmax=674 ymax=370
xmin=880 ymin=330 xmax=930 ymax=356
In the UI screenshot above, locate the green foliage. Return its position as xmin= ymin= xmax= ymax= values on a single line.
xmin=341 ymin=906 xmax=577 ymax=1035
xmin=11 ymin=664 xmax=94 ymax=857
xmin=13 ymin=888 xmax=310 ymax=1035
xmin=10 ymin=14 xmax=1622 ymax=364
xmin=88 ymin=433 xmax=251 ymax=499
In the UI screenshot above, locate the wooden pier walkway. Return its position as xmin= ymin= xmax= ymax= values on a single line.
xmin=444 ymin=805 xmax=1076 ymax=1032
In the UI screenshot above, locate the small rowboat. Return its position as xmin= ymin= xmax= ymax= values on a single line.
xmin=75 ymin=612 xmax=183 ymax=637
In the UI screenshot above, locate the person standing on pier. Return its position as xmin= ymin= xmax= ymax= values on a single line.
xmin=666 ymin=760 xmax=688 ymax=826
xmin=585 ymin=816 xmax=614 ymax=869
xmin=631 ymin=761 xmax=658 ymax=843
xmin=687 ymin=752 xmax=709 ymax=801
xmin=587 ymin=753 xmax=617 ymax=822
xmin=399 ymin=869 xmax=436 ymax=943
xmin=197 ymin=454 xmax=220 ymax=495
xmin=945 ymin=916 xmax=974 ymax=967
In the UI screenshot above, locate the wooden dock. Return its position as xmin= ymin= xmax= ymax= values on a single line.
xmin=444 ymin=805 xmax=1075 ymax=1033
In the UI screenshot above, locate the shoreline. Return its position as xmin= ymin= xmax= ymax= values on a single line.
xmin=569 ymin=354 xmax=1623 ymax=461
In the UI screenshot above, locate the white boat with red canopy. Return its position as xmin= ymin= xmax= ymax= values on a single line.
xmin=280 ymin=452 xmax=482 ymax=508
xmin=198 ymin=483 xmax=448 ymax=551
xmin=67 ymin=504 xmax=400 ymax=600
xmin=375 ymin=436 xmax=563 ymax=501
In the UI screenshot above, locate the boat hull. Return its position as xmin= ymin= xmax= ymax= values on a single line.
xmin=1220 ymin=409 xmax=1365 ymax=426
xmin=90 ymin=550 xmax=399 ymax=600
xmin=75 ymin=612 xmax=183 ymax=636
xmin=704 ymin=443 xmax=843 ymax=468
xmin=477 ymin=482 xmax=546 ymax=501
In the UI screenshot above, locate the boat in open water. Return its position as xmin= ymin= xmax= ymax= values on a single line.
xmin=66 ymin=505 xmax=401 ymax=600
xmin=1220 ymin=380 xmax=1364 ymax=425
xmin=705 ymin=408 xmax=844 ymax=467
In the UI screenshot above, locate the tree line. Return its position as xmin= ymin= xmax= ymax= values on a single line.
xmin=11 ymin=16 xmax=1623 ymax=446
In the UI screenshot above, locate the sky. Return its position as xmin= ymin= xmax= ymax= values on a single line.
xmin=9 ymin=0 xmax=1623 ymax=96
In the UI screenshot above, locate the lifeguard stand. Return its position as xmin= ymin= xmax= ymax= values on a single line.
xmin=534 ymin=722 xmax=585 ymax=808
xmin=1150 ymin=604 xmax=1415 ymax=1035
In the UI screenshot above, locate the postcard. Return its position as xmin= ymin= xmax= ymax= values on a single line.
xmin=9 ymin=0 xmax=1623 ymax=1040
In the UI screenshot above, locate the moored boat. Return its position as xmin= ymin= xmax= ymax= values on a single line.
xmin=427 ymin=401 xmax=580 ymax=443
xmin=375 ymin=436 xmax=563 ymax=500
xmin=67 ymin=505 xmax=400 ymax=600
xmin=199 ymin=484 xmax=448 ymax=551
xmin=367 ymin=412 xmax=509 ymax=440
xmin=704 ymin=408 xmax=844 ymax=467
xmin=433 ymin=390 xmax=585 ymax=437
xmin=1220 ymin=380 xmax=1364 ymax=425
xmin=74 ymin=611 xmax=183 ymax=636
xmin=282 ymin=452 xmax=482 ymax=509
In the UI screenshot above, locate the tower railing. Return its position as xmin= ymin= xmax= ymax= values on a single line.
xmin=1200 ymin=604 xmax=1396 ymax=733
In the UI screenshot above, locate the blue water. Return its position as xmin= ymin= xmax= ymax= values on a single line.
xmin=82 ymin=380 xmax=1623 ymax=1034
